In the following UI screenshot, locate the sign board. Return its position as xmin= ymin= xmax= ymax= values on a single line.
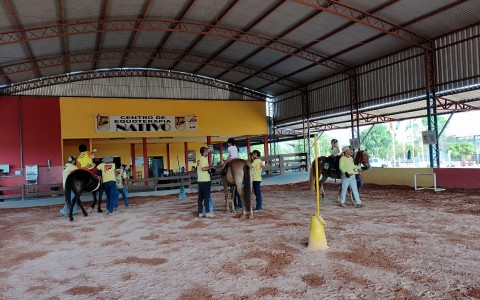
xmin=95 ymin=115 xmax=198 ymax=133
xmin=349 ymin=138 xmax=360 ymax=150
xmin=421 ymin=130 xmax=437 ymax=144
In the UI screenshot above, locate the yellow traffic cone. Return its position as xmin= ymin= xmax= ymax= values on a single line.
xmin=307 ymin=214 xmax=329 ymax=250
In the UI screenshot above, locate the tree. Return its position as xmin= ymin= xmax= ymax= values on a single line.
xmin=447 ymin=142 xmax=476 ymax=160
xmin=360 ymin=125 xmax=392 ymax=159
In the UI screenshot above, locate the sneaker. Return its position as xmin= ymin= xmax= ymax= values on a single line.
xmin=107 ymin=212 xmax=112 ymax=216
xmin=205 ymin=213 xmax=215 ymax=218
xmin=198 ymin=213 xmax=205 ymax=218
xmin=255 ymin=209 xmax=265 ymax=213
xmin=339 ymin=203 xmax=346 ymax=208
xmin=354 ymin=203 xmax=365 ymax=208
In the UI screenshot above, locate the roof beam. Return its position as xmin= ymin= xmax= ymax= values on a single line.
xmin=93 ymin=0 xmax=109 ymax=70
xmin=0 ymin=49 xmax=301 ymax=88
xmin=0 ymin=69 xmax=267 ymax=100
xmin=273 ymin=128 xmax=303 ymax=136
xmin=4 ymin=0 xmax=41 ymax=79
xmin=193 ymin=0 xmax=285 ymax=75
xmin=145 ymin=1 xmax=196 ymax=68
xmin=436 ymin=97 xmax=480 ymax=111
xmin=0 ymin=19 xmax=348 ymax=72
xmin=58 ymin=0 xmax=70 ymax=73
xmin=290 ymin=0 xmax=428 ymax=48
xmin=253 ymin=0 xmax=401 ymax=90
xmin=169 ymin=0 xmax=239 ymax=71
xmin=119 ymin=0 xmax=154 ymax=68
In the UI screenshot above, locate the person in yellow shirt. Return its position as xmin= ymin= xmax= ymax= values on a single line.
xmin=96 ymin=155 xmax=117 ymax=215
xmin=59 ymin=156 xmax=78 ymax=216
xmin=250 ymin=150 xmax=264 ymax=212
xmin=197 ymin=146 xmax=215 ymax=218
xmin=77 ymin=144 xmax=97 ymax=169
xmin=339 ymin=146 xmax=364 ymax=208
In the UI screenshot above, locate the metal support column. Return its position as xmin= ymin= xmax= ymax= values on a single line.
xmin=424 ymin=44 xmax=440 ymax=168
xmin=301 ymin=88 xmax=310 ymax=169
xmin=349 ymin=71 xmax=360 ymax=146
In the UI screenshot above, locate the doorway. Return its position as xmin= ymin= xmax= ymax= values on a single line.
xmin=148 ymin=156 xmax=164 ymax=178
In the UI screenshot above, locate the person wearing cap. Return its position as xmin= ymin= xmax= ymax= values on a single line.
xmin=97 ymin=155 xmax=117 ymax=215
xmin=339 ymin=146 xmax=364 ymax=208
xmin=59 ymin=156 xmax=78 ymax=216
xmin=197 ymin=146 xmax=216 ymax=218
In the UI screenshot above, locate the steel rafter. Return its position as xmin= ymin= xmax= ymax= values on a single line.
xmin=145 ymin=0 xmax=196 ymax=68
xmin=253 ymin=0 xmax=399 ymax=91
xmin=0 ymin=69 xmax=267 ymax=100
xmin=120 ymin=0 xmax=154 ymax=68
xmin=291 ymin=0 xmax=427 ymax=48
xmin=308 ymin=120 xmax=342 ymax=131
xmin=4 ymin=0 xmax=41 ymax=79
xmin=0 ymin=49 xmax=300 ymax=88
xmin=169 ymin=0 xmax=238 ymax=71
xmin=93 ymin=0 xmax=109 ymax=70
xmin=273 ymin=128 xmax=303 ymax=136
xmin=273 ymin=1 xmax=468 ymax=91
xmin=196 ymin=0 xmax=288 ymax=76
xmin=357 ymin=112 xmax=398 ymax=123
xmin=0 ymin=19 xmax=347 ymax=72
xmin=58 ymin=0 xmax=70 ymax=73
xmin=436 ymin=97 xmax=480 ymax=111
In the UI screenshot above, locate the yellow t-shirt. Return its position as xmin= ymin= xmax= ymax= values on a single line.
xmin=197 ymin=156 xmax=211 ymax=182
xmin=77 ymin=151 xmax=94 ymax=168
xmin=339 ymin=156 xmax=361 ymax=175
xmin=96 ymin=163 xmax=116 ymax=182
xmin=252 ymin=158 xmax=262 ymax=182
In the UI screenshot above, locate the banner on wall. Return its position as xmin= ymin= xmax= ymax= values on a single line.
xmin=95 ymin=115 xmax=198 ymax=133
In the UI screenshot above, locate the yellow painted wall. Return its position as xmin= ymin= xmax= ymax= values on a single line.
xmin=60 ymin=97 xmax=267 ymax=138
xmin=362 ymin=168 xmax=434 ymax=187
xmin=60 ymin=97 xmax=266 ymax=177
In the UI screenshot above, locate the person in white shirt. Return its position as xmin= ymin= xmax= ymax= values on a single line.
xmin=223 ymin=137 xmax=239 ymax=164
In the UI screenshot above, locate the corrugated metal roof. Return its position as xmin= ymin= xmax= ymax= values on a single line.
xmin=0 ymin=0 xmax=478 ymax=132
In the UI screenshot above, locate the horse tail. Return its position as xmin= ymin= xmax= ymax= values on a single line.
xmin=243 ymin=162 xmax=252 ymax=212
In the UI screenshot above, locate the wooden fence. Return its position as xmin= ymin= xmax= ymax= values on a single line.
xmin=0 ymin=153 xmax=308 ymax=199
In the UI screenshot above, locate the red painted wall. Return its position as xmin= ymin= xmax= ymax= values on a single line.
xmin=435 ymin=168 xmax=480 ymax=189
xmin=0 ymin=96 xmax=62 ymax=187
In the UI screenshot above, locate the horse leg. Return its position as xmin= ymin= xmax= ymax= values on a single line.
xmin=236 ymin=183 xmax=247 ymax=219
xmin=97 ymin=188 xmax=103 ymax=213
xmin=90 ymin=191 xmax=97 ymax=213
xmin=69 ymin=194 xmax=77 ymax=222
xmin=77 ymin=195 xmax=89 ymax=217
xmin=319 ymin=176 xmax=327 ymax=200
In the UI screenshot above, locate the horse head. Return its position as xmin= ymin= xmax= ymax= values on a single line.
xmin=355 ymin=150 xmax=371 ymax=170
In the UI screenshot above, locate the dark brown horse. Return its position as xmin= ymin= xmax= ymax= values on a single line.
xmin=309 ymin=150 xmax=371 ymax=200
xmin=64 ymin=169 xmax=103 ymax=221
xmin=222 ymin=159 xmax=253 ymax=219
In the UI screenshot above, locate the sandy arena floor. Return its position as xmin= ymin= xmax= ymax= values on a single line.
xmin=1 ymin=180 xmax=479 ymax=299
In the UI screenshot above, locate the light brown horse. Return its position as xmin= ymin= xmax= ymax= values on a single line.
xmin=309 ymin=150 xmax=370 ymax=201
xmin=222 ymin=159 xmax=253 ymax=219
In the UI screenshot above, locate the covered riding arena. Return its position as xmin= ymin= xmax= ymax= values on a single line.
xmin=1 ymin=0 xmax=480 ymax=299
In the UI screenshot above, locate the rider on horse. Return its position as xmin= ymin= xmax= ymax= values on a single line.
xmin=324 ymin=139 xmax=342 ymax=178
